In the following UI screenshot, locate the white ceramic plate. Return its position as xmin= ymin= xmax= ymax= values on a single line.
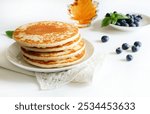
xmin=6 ymin=39 xmax=94 ymax=72
xmin=110 ymin=13 xmax=150 ymax=31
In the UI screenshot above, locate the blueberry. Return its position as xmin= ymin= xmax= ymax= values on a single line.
xmin=120 ymin=22 xmax=125 ymax=26
xmin=120 ymin=21 xmax=127 ymax=26
xmin=127 ymin=18 xmax=134 ymax=24
xmin=129 ymin=23 xmax=136 ymax=27
xmin=129 ymin=15 xmax=133 ymax=19
xmin=121 ymin=19 xmax=126 ymax=23
xmin=122 ymin=43 xmax=130 ymax=50
xmin=131 ymin=18 xmax=135 ymax=23
xmin=101 ymin=36 xmax=109 ymax=43
xmin=126 ymin=19 xmax=132 ymax=24
xmin=126 ymin=54 xmax=133 ymax=61
xmin=113 ymin=11 xmax=117 ymax=14
xmin=137 ymin=15 xmax=143 ymax=19
xmin=130 ymin=15 xmax=135 ymax=20
xmin=134 ymin=41 xmax=142 ymax=47
xmin=117 ymin=19 xmax=122 ymax=23
xmin=115 ymin=22 xmax=121 ymax=26
xmin=134 ymin=17 xmax=140 ymax=22
xmin=124 ymin=23 xmax=129 ymax=27
xmin=134 ymin=19 xmax=139 ymax=23
xmin=132 ymin=45 xmax=139 ymax=52
xmin=105 ymin=13 xmax=111 ymax=17
xmin=125 ymin=14 xmax=142 ymax=27
xmin=134 ymin=22 xmax=139 ymax=27
xmin=126 ymin=14 xmax=130 ymax=17
xmin=116 ymin=47 xmax=122 ymax=54
xmin=132 ymin=14 xmax=137 ymax=18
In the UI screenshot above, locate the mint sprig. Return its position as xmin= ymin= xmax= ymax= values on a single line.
xmin=5 ymin=31 xmax=14 ymax=38
xmin=101 ymin=12 xmax=129 ymax=27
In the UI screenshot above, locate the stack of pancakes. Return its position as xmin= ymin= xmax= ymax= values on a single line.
xmin=13 ymin=21 xmax=86 ymax=68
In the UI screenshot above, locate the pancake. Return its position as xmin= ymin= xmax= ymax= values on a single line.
xmin=21 ymin=40 xmax=85 ymax=60
xmin=13 ymin=21 xmax=79 ymax=48
xmin=22 ymin=36 xmax=81 ymax=52
xmin=13 ymin=21 xmax=86 ymax=68
xmin=23 ymin=50 xmax=85 ymax=68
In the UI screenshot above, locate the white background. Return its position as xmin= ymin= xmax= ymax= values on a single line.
xmin=0 ymin=0 xmax=150 ymax=97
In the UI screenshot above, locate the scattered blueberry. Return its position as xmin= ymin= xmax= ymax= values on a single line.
xmin=116 ymin=47 xmax=122 ymax=54
xmin=132 ymin=45 xmax=139 ymax=52
xmin=101 ymin=36 xmax=109 ymax=43
xmin=134 ymin=41 xmax=142 ymax=47
xmin=126 ymin=54 xmax=133 ymax=61
xmin=122 ymin=43 xmax=130 ymax=50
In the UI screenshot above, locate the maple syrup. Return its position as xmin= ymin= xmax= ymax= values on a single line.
xmin=68 ymin=0 xmax=98 ymax=28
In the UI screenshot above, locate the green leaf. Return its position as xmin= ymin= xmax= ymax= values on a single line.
xmin=101 ymin=17 xmax=112 ymax=27
xmin=6 ymin=31 xmax=14 ymax=38
xmin=101 ymin=12 xmax=129 ymax=27
xmin=116 ymin=13 xmax=129 ymax=19
xmin=111 ymin=17 xmax=118 ymax=24
xmin=111 ymin=13 xmax=116 ymax=19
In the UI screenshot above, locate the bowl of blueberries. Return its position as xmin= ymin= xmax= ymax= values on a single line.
xmin=110 ymin=13 xmax=150 ymax=31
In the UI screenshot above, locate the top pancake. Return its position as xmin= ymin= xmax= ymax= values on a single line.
xmin=13 ymin=21 xmax=79 ymax=48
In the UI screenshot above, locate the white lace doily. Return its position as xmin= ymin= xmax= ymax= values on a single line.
xmin=35 ymin=54 xmax=105 ymax=90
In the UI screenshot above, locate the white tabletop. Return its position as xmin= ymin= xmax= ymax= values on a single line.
xmin=0 ymin=0 xmax=150 ymax=97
